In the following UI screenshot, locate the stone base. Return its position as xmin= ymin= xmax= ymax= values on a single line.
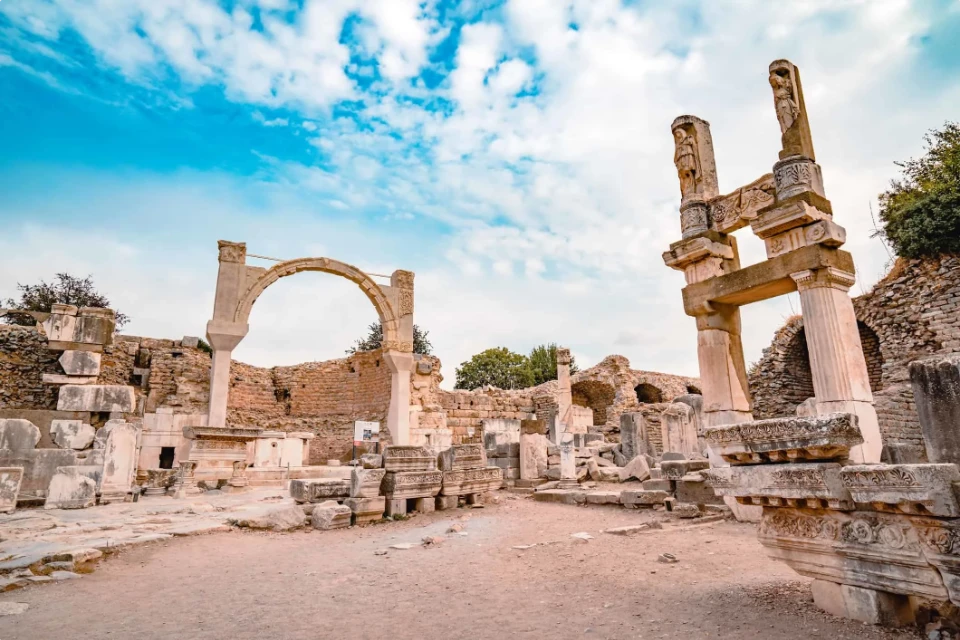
xmin=435 ymin=495 xmax=459 ymax=511
xmin=532 ymin=489 xmax=585 ymax=505
xmin=290 ymin=479 xmax=350 ymax=503
xmin=99 ymin=491 xmax=130 ymax=505
xmin=811 ymin=580 xmax=916 ymax=626
xmin=585 ymin=491 xmax=621 ymax=505
xmin=385 ymin=498 xmax=407 ymax=517
xmin=413 ymin=497 xmax=436 ymax=513
xmin=344 ymin=497 xmax=386 ymax=525
xmin=675 ymin=476 xmax=725 ymax=506
xmin=311 ymin=503 xmax=352 ymax=530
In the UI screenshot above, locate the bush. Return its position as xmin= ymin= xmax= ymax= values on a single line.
xmin=878 ymin=122 xmax=960 ymax=258
xmin=527 ymin=343 xmax=578 ymax=386
xmin=3 ymin=273 xmax=128 ymax=328
xmin=346 ymin=322 xmax=433 ymax=355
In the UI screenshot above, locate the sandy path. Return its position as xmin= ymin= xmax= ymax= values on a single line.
xmin=0 ymin=497 xmax=921 ymax=639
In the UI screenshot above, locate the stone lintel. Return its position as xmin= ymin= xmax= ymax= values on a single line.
xmin=438 ymin=444 xmax=487 ymax=472
xmin=183 ymin=426 xmax=263 ymax=441
xmin=440 ymin=466 xmax=503 ymax=496
xmin=662 ymin=236 xmax=735 ymax=271
xmin=290 ymin=478 xmax=350 ymax=503
xmin=704 ymin=463 xmax=854 ymax=510
xmin=703 ymin=413 xmax=863 ymax=465
xmin=839 ymin=464 xmax=960 ymax=517
xmin=681 ymin=244 xmax=854 ymax=316
xmin=750 ymin=198 xmax=831 ymax=239
xmin=382 ymin=445 xmax=436 ymax=472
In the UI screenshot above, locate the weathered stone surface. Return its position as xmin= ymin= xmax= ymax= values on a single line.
xmin=490 ymin=457 xmax=520 ymax=470
xmin=230 ymin=504 xmax=307 ymax=531
xmin=661 ymin=402 xmax=701 ymax=458
xmin=44 ymin=467 xmax=96 ymax=509
xmin=520 ymin=430 xmax=547 ymax=480
xmin=532 ymin=489 xmax=585 ymax=505
xmin=840 ymin=464 xmax=960 ymax=517
xmin=642 ymin=478 xmax=673 ymax=492
xmin=344 ymin=496 xmax=385 ymax=525
xmin=440 ymin=466 xmax=502 ymax=496
xmin=382 ymin=445 xmax=435 ymax=472
xmin=311 ymin=503 xmax=352 ymax=530
xmin=381 ymin=470 xmax=442 ymax=499
xmin=673 ymin=503 xmax=701 ymax=518
xmin=621 ymin=490 xmax=670 ymax=507
xmin=59 ymin=351 xmax=102 ymax=376
xmin=0 ymin=449 xmax=77 ymax=502
xmin=99 ymin=420 xmax=139 ymax=503
xmin=56 ymin=385 xmax=136 ymax=413
xmin=0 ymin=467 xmax=23 ymax=513
xmin=359 ymin=453 xmax=383 ymax=469
xmin=438 ymin=444 xmax=487 ymax=471
xmin=796 ymin=397 xmax=818 ymax=417
xmin=910 ymin=354 xmax=960 ymax=466
xmin=703 ymin=413 xmax=863 ymax=465
xmin=350 ymin=467 xmax=386 ymax=498
xmin=0 ymin=420 xmax=41 ymax=450
xmin=435 ymin=494 xmax=459 ymax=510
xmin=660 ymin=459 xmax=709 ymax=480
xmin=290 ymin=478 xmax=350 ymax=503
xmin=675 ymin=475 xmax=725 ymax=506
xmin=585 ymin=491 xmax=621 ymax=505
xmin=620 ymin=413 xmax=649 ymax=460
xmin=758 ymin=507 xmax=948 ymax=600
xmin=50 ymin=420 xmax=95 ymax=450
xmin=704 ymin=463 xmax=854 ymax=510
xmin=619 ymin=455 xmax=651 ymax=482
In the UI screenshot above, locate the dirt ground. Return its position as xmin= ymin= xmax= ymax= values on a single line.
xmin=0 ymin=496 xmax=923 ymax=640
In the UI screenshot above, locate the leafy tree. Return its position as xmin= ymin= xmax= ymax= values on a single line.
xmin=877 ymin=122 xmax=960 ymax=258
xmin=455 ymin=347 xmax=535 ymax=390
xmin=346 ymin=322 xmax=433 ymax=356
xmin=527 ymin=343 xmax=578 ymax=386
xmin=3 ymin=273 xmax=128 ymax=328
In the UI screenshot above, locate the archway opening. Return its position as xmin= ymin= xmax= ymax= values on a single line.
xmin=685 ymin=384 xmax=702 ymax=395
xmin=859 ymin=321 xmax=883 ymax=392
xmin=781 ymin=327 xmax=816 ymax=409
xmin=572 ymin=380 xmax=616 ymax=427
xmin=635 ymin=383 xmax=664 ymax=404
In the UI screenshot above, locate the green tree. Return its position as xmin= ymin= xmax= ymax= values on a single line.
xmin=527 ymin=343 xmax=578 ymax=386
xmin=877 ymin=122 xmax=960 ymax=258
xmin=3 ymin=273 xmax=128 ymax=328
xmin=455 ymin=347 xmax=534 ymax=390
xmin=346 ymin=322 xmax=433 ymax=356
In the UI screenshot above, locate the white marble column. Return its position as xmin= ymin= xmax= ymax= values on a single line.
xmin=205 ymin=321 xmax=247 ymax=428
xmin=556 ymin=347 xmax=573 ymax=445
xmin=791 ymin=268 xmax=881 ymax=463
xmin=384 ymin=350 xmax=414 ymax=446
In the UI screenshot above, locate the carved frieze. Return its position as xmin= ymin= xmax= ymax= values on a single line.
xmin=703 ymin=413 xmax=863 ymax=465
xmin=772 ymin=156 xmax=825 ymax=201
xmin=704 ymin=463 xmax=854 ymax=510
xmin=290 ymin=478 xmax=351 ymax=503
xmin=382 ymin=445 xmax=436 ymax=472
xmin=440 ymin=466 xmax=503 ymax=496
xmin=709 ymin=174 xmax=776 ymax=234
xmin=380 ymin=470 xmax=443 ymax=499
xmin=438 ymin=444 xmax=487 ymax=472
xmin=839 ymin=464 xmax=960 ymax=517
xmin=679 ymin=201 xmax=711 ymax=239
xmin=382 ymin=340 xmax=414 ymax=353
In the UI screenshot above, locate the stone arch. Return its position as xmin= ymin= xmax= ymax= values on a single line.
xmin=571 ymin=380 xmax=616 ymax=426
xmin=233 ymin=257 xmax=401 ymax=348
xmin=635 ymin=383 xmax=664 ymax=404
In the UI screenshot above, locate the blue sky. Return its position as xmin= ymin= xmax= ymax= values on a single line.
xmin=1 ymin=0 xmax=959 ymax=386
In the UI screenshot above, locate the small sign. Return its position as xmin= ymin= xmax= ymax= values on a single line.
xmin=354 ymin=421 xmax=380 ymax=444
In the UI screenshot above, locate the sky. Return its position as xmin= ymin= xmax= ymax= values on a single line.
xmin=1 ymin=0 xmax=958 ymax=389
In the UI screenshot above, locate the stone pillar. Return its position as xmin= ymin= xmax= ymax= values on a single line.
xmin=695 ymin=306 xmax=754 ymax=428
xmin=520 ymin=419 xmax=547 ymax=480
xmin=556 ymin=348 xmax=572 ymax=446
xmin=620 ymin=412 xmax=647 ymax=460
xmin=205 ymin=241 xmax=250 ymax=428
xmin=384 ymin=350 xmax=414 ymax=446
xmin=909 ymin=353 xmax=960 ymax=465
xmin=791 ymin=268 xmax=881 ymax=463
xmin=99 ymin=420 xmax=139 ymax=504
xmin=558 ymin=432 xmax=577 ymax=489
xmin=661 ymin=402 xmax=699 ymax=457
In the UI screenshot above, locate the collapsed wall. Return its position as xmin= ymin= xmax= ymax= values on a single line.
xmin=748 ymin=255 xmax=960 ymax=461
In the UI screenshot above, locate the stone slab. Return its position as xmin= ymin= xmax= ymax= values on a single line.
xmin=382 ymin=445 xmax=435 ymax=472
xmin=675 ymin=476 xmax=725 ymax=506
xmin=0 ymin=467 xmax=23 ymax=513
xmin=50 ymin=420 xmax=95 ymax=450
xmin=621 ymin=490 xmax=670 ymax=507
xmin=440 ymin=466 xmax=503 ymax=496
xmin=840 ymin=463 xmax=960 ymax=517
xmin=59 ymin=351 xmax=102 ymax=376
xmin=57 ymin=385 xmax=135 ymax=413
xmin=290 ymin=478 xmax=350 ymax=503
xmin=311 ymin=503 xmax=352 ymax=530
xmin=703 ymin=413 xmax=863 ymax=465
xmin=350 ymin=467 xmax=386 ymax=498
xmin=660 ymin=459 xmax=710 ymax=480
xmin=438 ymin=444 xmax=487 ymax=472
xmin=704 ymin=463 xmax=854 ymax=510
xmin=0 ymin=448 xmax=78 ymax=502
xmin=910 ymin=353 xmax=960 ymax=466
xmin=642 ymin=479 xmax=673 ymax=492
xmin=381 ymin=470 xmax=442 ymax=499
xmin=619 ymin=455 xmax=651 ymax=482
xmin=585 ymin=491 xmax=621 ymax=505
xmin=532 ymin=489 xmax=586 ymax=505
xmin=344 ymin=496 xmax=385 ymax=525
xmin=44 ymin=467 xmax=96 ymax=509
xmin=0 ymin=420 xmax=41 ymax=451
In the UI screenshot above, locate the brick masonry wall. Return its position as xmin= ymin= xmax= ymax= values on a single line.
xmin=0 ymin=325 xmax=60 ymax=410
xmin=749 ymin=255 xmax=960 ymax=459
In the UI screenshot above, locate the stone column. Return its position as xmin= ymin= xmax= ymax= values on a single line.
xmin=205 ymin=241 xmax=250 ymax=428
xmin=791 ymin=268 xmax=881 ymax=463
xmin=695 ymin=305 xmax=754 ymax=428
xmin=519 ymin=419 xmax=547 ymax=480
xmin=558 ymin=432 xmax=577 ymax=489
xmin=384 ymin=350 xmax=414 ymax=446
xmin=556 ymin=347 xmax=572 ymax=446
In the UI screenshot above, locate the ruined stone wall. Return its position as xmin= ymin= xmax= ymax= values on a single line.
xmin=0 ymin=325 xmax=60 ymax=410
xmin=749 ymin=255 xmax=960 ymax=460
xmin=438 ymin=389 xmax=535 ymax=443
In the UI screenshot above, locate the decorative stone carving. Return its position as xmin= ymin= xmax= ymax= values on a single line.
xmin=381 ymin=340 xmax=414 ymax=353
xmin=382 ymin=445 xmax=435 ymax=472
xmin=704 ymin=463 xmax=854 ymax=510
xmin=773 ymin=155 xmax=825 ymax=200
xmin=172 ymin=460 xmax=202 ymax=497
xmin=662 ymin=236 xmax=737 ymax=285
xmin=839 ymin=464 xmax=960 ymax=517
xmin=703 ymin=413 xmax=863 ymax=465
xmin=660 ymin=459 xmax=709 ymax=481
xmin=290 ymin=478 xmax=350 ymax=503
xmin=438 ymin=444 xmax=487 ymax=472
xmin=380 ymin=470 xmax=442 ymax=499
xmin=350 ymin=467 xmax=386 ymax=498
xmin=671 ymin=115 xmax=719 ymax=205
xmin=709 ymin=174 xmax=777 ymax=234
xmin=344 ymin=496 xmax=385 ymax=525
xmin=768 ymin=59 xmax=815 ymax=161
xmin=679 ymin=201 xmax=711 ymax=239
xmin=440 ymin=467 xmax=503 ymax=496
xmin=914 ymin=518 xmax=960 ymax=605
xmin=217 ymin=240 xmax=246 ymax=264
xmin=759 ymin=508 xmax=948 ymax=600
xmin=228 ymin=460 xmax=249 ymax=489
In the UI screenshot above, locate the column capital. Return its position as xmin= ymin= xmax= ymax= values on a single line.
xmin=556 ymin=347 xmax=571 ymax=366
xmin=217 ymin=240 xmax=246 ymax=264
xmin=790 ymin=267 xmax=856 ymax=292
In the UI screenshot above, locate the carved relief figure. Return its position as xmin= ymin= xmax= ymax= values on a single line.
xmin=769 ymin=69 xmax=800 ymax=135
xmin=673 ymin=126 xmax=700 ymax=198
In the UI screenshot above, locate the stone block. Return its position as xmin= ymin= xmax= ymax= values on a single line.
xmin=57 ymin=385 xmax=136 ymax=413
xmin=44 ymin=467 xmax=96 ymax=509
xmin=661 ymin=452 xmax=687 ymax=461
xmin=0 ymin=468 xmax=23 ymax=513
xmin=585 ymin=491 xmax=621 ymax=505
xmin=290 ymin=479 xmax=350 ymax=503
xmin=839 ymin=464 xmax=960 ymax=517
xmin=441 ymin=466 xmax=503 ymax=496
xmin=438 ymin=444 xmax=487 ymax=471
xmin=50 ymin=420 xmax=95 ymax=450
xmin=520 ymin=431 xmax=548 ymax=480
xmin=490 ymin=457 xmax=520 ymax=469
xmin=704 ymin=463 xmax=853 ymax=510
xmin=910 ymin=353 xmax=960 ymax=466
xmin=435 ymin=494 xmax=459 ymax=510
xmin=673 ymin=503 xmax=701 ymax=518
xmin=230 ymin=505 xmax=306 ymax=531
xmin=412 ymin=496 xmax=435 ymax=513
xmin=491 ymin=442 xmax=520 ymax=458
xmin=59 ymin=351 xmax=102 ymax=376
xmin=642 ymin=479 xmax=673 ymax=492
xmin=385 ymin=498 xmax=407 ymax=517
xmin=532 ymin=489 xmax=586 ymax=505
xmin=98 ymin=421 xmax=139 ymax=503
xmin=0 ymin=419 xmax=41 ymax=450
xmin=382 ymin=445 xmax=435 ymax=472
xmin=619 ymin=456 xmax=651 ymax=482
xmin=350 ymin=467 xmax=386 ymax=498
xmin=181 ymin=336 xmax=200 ymax=348
xmin=621 ymin=490 xmax=670 ymax=507
xmin=660 ymin=459 xmax=710 ymax=480
xmin=311 ymin=503 xmax=352 ymax=530
xmin=360 ymin=453 xmax=383 ymax=469
xmin=838 ymin=584 xmax=915 ymax=627
xmin=0 ymin=449 xmax=77 ymax=502
xmin=503 ymin=468 xmax=520 ymax=480
xmin=344 ymin=497 xmax=385 ymax=525
xmin=703 ymin=413 xmax=863 ymax=465
xmin=381 ymin=470 xmax=442 ymax=499
xmin=675 ymin=477 xmax=724 ymax=506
